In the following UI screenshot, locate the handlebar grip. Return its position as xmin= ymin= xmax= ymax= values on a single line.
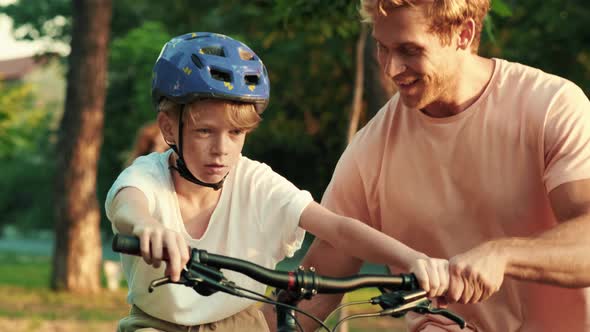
xmin=112 ymin=234 xmax=141 ymax=256
xmin=405 ymin=273 xmax=420 ymax=290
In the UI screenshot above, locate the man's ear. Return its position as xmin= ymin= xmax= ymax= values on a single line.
xmin=456 ymin=18 xmax=475 ymax=51
xmin=157 ymin=111 xmax=176 ymax=145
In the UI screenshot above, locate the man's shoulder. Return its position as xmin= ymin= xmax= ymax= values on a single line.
xmin=347 ymin=94 xmax=400 ymax=154
xmin=496 ymin=58 xmax=577 ymax=95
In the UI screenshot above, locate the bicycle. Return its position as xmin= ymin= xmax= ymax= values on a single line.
xmin=112 ymin=234 xmax=466 ymax=332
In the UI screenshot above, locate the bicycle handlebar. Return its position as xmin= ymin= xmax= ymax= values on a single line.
xmin=112 ymin=234 xmax=419 ymax=294
xmin=112 ymin=234 xmax=467 ymax=330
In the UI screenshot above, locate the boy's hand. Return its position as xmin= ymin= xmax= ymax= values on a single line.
xmin=133 ymin=224 xmax=190 ymax=282
xmin=409 ymin=256 xmax=450 ymax=298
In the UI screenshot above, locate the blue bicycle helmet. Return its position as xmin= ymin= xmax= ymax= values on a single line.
xmin=152 ymin=32 xmax=270 ymax=190
xmin=152 ymin=32 xmax=270 ymax=114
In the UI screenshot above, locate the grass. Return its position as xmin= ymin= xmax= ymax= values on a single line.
xmin=0 ymin=285 xmax=129 ymax=321
xmin=0 ymin=252 xmax=51 ymax=289
xmin=0 ymin=251 xmax=129 ymax=321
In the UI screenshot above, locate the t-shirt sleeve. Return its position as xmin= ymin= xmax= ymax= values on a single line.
xmin=104 ymin=158 xmax=159 ymax=232
xmin=543 ymin=82 xmax=590 ymax=192
xmin=322 ymin=143 xmax=372 ymax=228
xmin=252 ymin=164 xmax=313 ymax=260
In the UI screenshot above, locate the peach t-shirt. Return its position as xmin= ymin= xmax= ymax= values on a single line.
xmin=322 ymin=58 xmax=590 ymax=331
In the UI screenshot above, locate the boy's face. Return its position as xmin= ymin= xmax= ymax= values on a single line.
xmin=169 ymin=99 xmax=247 ymax=184
xmin=373 ymin=5 xmax=459 ymax=111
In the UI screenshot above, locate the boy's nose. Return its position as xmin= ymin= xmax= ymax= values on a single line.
xmin=211 ymin=134 xmax=230 ymax=155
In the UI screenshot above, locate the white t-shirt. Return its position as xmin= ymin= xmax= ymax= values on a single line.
xmin=105 ymin=150 xmax=313 ymax=325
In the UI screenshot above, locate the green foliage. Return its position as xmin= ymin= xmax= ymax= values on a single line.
xmin=0 ymin=81 xmax=57 ymax=232
xmin=491 ymin=0 xmax=512 ymax=18
xmin=485 ymin=0 xmax=590 ymax=93
xmin=0 ymin=155 xmax=56 ymax=234
xmin=97 ymin=2 xmax=361 ymax=225
xmin=3 ymin=0 xmax=590 ymax=237
xmin=0 ymin=61 xmax=63 ymax=233
xmin=0 ymin=82 xmax=53 ymax=158
xmin=0 ymin=0 xmax=71 ymax=42
xmin=98 ymin=22 xmax=172 ymax=215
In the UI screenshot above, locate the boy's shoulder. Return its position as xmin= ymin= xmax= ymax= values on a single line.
xmin=120 ymin=150 xmax=172 ymax=183
xmin=234 ymin=155 xmax=272 ymax=176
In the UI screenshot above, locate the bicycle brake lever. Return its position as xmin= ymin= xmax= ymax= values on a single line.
xmin=379 ymin=297 xmax=430 ymax=317
xmin=414 ymin=304 xmax=467 ymax=329
xmin=148 ymin=272 xmax=192 ymax=292
xmin=372 ymin=289 xmax=428 ymax=310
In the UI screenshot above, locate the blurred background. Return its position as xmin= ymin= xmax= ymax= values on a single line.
xmin=0 ymin=0 xmax=588 ymax=331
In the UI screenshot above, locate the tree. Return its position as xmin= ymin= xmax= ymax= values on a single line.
xmin=52 ymin=0 xmax=112 ymax=292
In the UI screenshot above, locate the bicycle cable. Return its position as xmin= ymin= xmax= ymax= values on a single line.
xmin=324 ymin=299 xmax=372 ymax=325
xmin=332 ymin=311 xmax=384 ymax=332
xmin=286 ymin=311 xmax=304 ymax=332
xmin=231 ymin=285 xmax=331 ymax=332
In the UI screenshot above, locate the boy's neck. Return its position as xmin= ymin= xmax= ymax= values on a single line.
xmin=169 ymin=155 xmax=222 ymax=209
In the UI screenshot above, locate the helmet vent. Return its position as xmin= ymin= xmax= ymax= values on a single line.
xmin=201 ymin=46 xmax=226 ymax=57
xmin=238 ymin=48 xmax=256 ymax=61
xmin=191 ymin=54 xmax=204 ymax=69
xmin=245 ymin=75 xmax=259 ymax=85
xmin=210 ymin=69 xmax=231 ymax=82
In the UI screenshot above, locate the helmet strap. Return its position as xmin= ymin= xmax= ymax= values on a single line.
xmin=168 ymin=106 xmax=226 ymax=191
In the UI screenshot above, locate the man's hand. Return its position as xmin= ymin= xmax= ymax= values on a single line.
xmin=446 ymin=241 xmax=507 ymax=304
xmin=409 ymin=256 xmax=450 ymax=298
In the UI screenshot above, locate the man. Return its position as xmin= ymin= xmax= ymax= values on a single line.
xmin=284 ymin=0 xmax=590 ymax=331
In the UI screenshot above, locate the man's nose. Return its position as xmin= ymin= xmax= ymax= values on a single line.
xmin=384 ymin=55 xmax=406 ymax=78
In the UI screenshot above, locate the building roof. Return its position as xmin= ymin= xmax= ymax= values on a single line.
xmin=0 ymin=55 xmax=50 ymax=81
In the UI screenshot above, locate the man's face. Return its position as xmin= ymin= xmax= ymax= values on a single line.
xmin=373 ymin=5 xmax=458 ymax=110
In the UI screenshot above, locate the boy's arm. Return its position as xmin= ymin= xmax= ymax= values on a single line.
xmin=299 ymin=202 xmax=423 ymax=268
xmin=298 ymin=201 xmax=448 ymax=297
xmin=109 ymin=187 xmax=189 ymax=281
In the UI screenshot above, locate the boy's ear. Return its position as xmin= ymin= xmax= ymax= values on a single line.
xmin=157 ymin=112 xmax=176 ymax=145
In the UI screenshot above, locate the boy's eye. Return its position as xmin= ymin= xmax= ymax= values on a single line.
xmin=196 ymin=128 xmax=211 ymax=134
xmin=230 ymin=128 xmax=244 ymax=135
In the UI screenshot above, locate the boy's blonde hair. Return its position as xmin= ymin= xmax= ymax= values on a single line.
xmin=158 ymin=98 xmax=261 ymax=132
xmin=360 ymin=0 xmax=490 ymax=53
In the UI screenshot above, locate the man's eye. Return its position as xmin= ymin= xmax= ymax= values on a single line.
xmin=402 ymin=46 xmax=420 ymax=56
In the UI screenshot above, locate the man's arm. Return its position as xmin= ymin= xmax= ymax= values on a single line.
xmin=446 ymin=179 xmax=590 ymax=304
xmin=504 ymin=178 xmax=590 ymax=285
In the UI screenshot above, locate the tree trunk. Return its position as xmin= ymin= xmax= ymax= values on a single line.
xmin=347 ymin=25 xmax=396 ymax=143
xmin=364 ymin=30 xmax=396 ymax=120
xmin=52 ymin=0 xmax=112 ymax=293
xmin=347 ymin=24 xmax=368 ymax=144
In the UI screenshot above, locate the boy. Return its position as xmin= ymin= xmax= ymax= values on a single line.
xmin=106 ymin=32 xmax=448 ymax=332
